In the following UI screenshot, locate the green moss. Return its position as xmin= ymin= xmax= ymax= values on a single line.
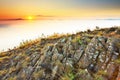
xmin=61 ymin=65 xmax=75 ymax=80
xmin=78 ymin=39 xmax=83 ymax=45
xmin=68 ymin=73 xmax=75 ymax=80
xmin=72 ymin=36 xmax=81 ymax=43
xmin=61 ymin=72 xmax=75 ymax=80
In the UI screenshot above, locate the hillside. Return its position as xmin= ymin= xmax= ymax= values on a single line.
xmin=0 ymin=27 xmax=120 ymax=80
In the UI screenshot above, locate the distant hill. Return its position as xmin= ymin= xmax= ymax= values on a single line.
xmin=0 ymin=18 xmax=23 ymax=21
xmin=0 ymin=27 xmax=120 ymax=80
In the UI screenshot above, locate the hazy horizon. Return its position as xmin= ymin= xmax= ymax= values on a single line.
xmin=0 ymin=19 xmax=120 ymax=51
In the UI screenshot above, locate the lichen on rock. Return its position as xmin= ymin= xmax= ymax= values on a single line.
xmin=0 ymin=27 xmax=120 ymax=80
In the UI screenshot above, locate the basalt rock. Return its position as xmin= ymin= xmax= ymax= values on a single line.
xmin=0 ymin=27 xmax=120 ymax=80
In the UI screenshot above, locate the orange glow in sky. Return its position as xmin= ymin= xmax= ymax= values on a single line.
xmin=0 ymin=0 xmax=120 ymax=19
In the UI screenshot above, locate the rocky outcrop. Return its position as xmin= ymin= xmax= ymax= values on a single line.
xmin=0 ymin=27 xmax=120 ymax=80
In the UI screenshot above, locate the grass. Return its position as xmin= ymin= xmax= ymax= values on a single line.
xmin=78 ymin=69 xmax=87 ymax=74
xmin=8 ymin=76 xmax=17 ymax=80
xmin=97 ymin=70 xmax=107 ymax=76
xmin=94 ymin=70 xmax=107 ymax=80
xmin=0 ymin=27 xmax=120 ymax=80
xmin=0 ymin=52 xmax=8 ymax=57
xmin=0 ymin=69 xmax=8 ymax=76
xmin=72 ymin=35 xmax=81 ymax=43
xmin=9 ymin=67 xmax=16 ymax=74
xmin=95 ymin=75 xmax=104 ymax=80
xmin=47 ymin=33 xmax=66 ymax=39
xmin=19 ymin=38 xmax=40 ymax=49
xmin=114 ymin=58 xmax=120 ymax=64
xmin=0 ymin=56 xmax=9 ymax=63
xmin=33 ymin=70 xmax=44 ymax=79
xmin=115 ymin=42 xmax=120 ymax=48
xmin=78 ymin=39 xmax=83 ymax=45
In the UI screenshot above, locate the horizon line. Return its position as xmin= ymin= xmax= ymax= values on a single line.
xmin=0 ymin=17 xmax=120 ymax=21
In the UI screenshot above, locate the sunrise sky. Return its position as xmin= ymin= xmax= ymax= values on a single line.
xmin=0 ymin=0 xmax=120 ymax=19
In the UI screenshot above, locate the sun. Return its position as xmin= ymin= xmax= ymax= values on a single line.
xmin=27 ymin=16 xmax=34 ymax=20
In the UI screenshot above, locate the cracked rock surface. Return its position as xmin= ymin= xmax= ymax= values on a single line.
xmin=0 ymin=27 xmax=120 ymax=80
